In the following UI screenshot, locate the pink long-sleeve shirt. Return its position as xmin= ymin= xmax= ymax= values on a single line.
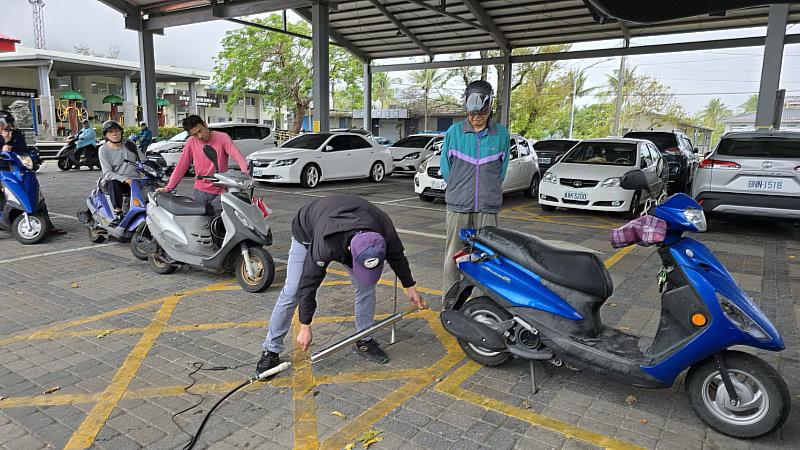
xmin=164 ymin=130 xmax=250 ymax=195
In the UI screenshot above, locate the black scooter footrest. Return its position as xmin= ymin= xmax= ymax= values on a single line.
xmin=440 ymin=310 xmax=507 ymax=351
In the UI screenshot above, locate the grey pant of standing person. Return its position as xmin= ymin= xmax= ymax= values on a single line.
xmin=263 ymin=238 xmax=378 ymax=354
xmin=443 ymin=211 xmax=498 ymax=297
xmin=192 ymin=189 xmax=222 ymax=212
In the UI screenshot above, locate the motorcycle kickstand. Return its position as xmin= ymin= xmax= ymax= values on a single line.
xmin=240 ymin=244 xmax=256 ymax=278
xmin=530 ymin=360 xmax=538 ymax=395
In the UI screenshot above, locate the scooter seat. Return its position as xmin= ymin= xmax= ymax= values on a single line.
xmin=156 ymin=193 xmax=214 ymax=216
xmin=474 ymin=227 xmax=614 ymax=299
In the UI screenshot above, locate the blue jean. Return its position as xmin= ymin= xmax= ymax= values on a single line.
xmin=262 ymin=238 xmax=377 ymax=353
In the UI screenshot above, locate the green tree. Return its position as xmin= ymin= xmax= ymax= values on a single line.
xmin=409 ymin=69 xmax=451 ymax=131
xmin=447 ymin=53 xmax=480 ymax=89
xmin=372 ymin=72 xmax=398 ymax=109
xmin=213 ymin=15 xmax=362 ymax=133
xmin=741 ymin=94 xmax=758 ymax=113
xmin=697 ymin=98 xmax=732 ymax=146
xmin=601 ymin=65 xmax=686 ymax=131
xmin=73 ymin=44 xmax=120 ymax=59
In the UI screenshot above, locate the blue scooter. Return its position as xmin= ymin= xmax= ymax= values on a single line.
xmin=78 ymin=158 xmax=164 ymax=259
xmin=441 ymin=169 xmax=790 ymax=438
xmin=0 ymin=151 xmax=50 ymax=244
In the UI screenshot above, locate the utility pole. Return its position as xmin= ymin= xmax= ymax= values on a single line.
xmin=29 ymin=0 xmax=46 ymax=49
xmin=613 ymin=55 xmax=626 ymax=135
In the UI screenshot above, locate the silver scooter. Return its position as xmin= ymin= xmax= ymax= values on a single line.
xmin=134 ymin=146 xmax=275 ymax=292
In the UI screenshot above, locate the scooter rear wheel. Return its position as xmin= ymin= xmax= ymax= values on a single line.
xmin=57 ymin=158 xmax=72 ymax=171
xmin=686 ymin=350 xmax=790 ymax=438
xmin=149 ymin=252 xmax=177 ymax=274
xmin=457 ymin=297 xmax=512 ymax=366
xmin=235 ymin=246 xmax=275 ymax=293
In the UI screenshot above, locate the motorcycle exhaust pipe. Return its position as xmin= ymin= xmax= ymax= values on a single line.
xmin=310 ymin=311 xmax=408 ymax=364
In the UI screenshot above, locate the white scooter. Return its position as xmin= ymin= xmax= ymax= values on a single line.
xmin=134 ymin=145 xmax=275 ymax=292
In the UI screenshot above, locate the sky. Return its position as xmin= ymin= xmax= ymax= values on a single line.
xmin=2 ymin=0 xmax=799 ymax=116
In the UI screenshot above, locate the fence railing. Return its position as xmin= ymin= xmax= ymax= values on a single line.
xmin=273 ymin=129 xmax=301 ymax=146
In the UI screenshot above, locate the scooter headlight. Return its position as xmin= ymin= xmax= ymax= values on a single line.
xmin=717 ymin=293 xmax=769 ymax=340
xmin=17 ymin=154 xmax=34 ymax=170
xmin=234 ymin=209 xmax=254 ymax=230
xmin=683 ymin=207 xmax=707 ymax=232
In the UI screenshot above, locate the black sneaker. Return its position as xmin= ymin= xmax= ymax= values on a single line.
xmin=109 ymin=213 xmax=124 ymax=228
xmin=256 ymin=351 xmax=280 ymax=377
xmin=354 ymin=339 xmax=389 ymax=364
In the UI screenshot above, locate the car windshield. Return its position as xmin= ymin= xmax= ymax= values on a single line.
xmin=717 ymin=138 xmax=800 ymax=158
xmin=624 ymin=132 xmax=676 ymax=151
xmin=169 ymin=131 xmax=188 ymax=142
xmin=281 ymin=133 xmax=331 ymax=150
xmin=562 ymin=142 xmax=637 ymax=166
xmin=393 ymin=136 xmax=433 ymax=148
xmin=533 ymin=140 xmax=577 ymax=154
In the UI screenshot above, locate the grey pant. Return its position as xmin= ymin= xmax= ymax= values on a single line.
xmin=192 ymin=189 xmax=222 ymax=212
xmin=262 ymin=238 xmax=377 ymax=354
xmin=443 ymin=211 xmax=498 ymax=296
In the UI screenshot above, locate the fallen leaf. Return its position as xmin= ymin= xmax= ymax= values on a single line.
xmin=356 ymin=429 xmax=383 ymax=443
xmin=521 ymin=400 xmax=530 ymax=409
xmin=789 ymin=256 xmax=796 ymax=261
xmin=43 ymin=386 xmax=60 ymax=395
xmin=16 ymin=291 xmax=24 ymax=295
xmin=619 ymin=326 xmax=632 ymax=331
xmin=640 ymin=419 xmax=648 ymax=424
xmin=330 ymin=411 xmax=347 ymax=420
xmin=344 ymin=444 xmax=355 ymax=450
xmin=173 ymin=293 xmax=184 ymax=297
xmin=609 ymin=303 xmax=617 ymax=307
xmin=96 ymin=330 xmax=112 ymax=339
xmin=363 ymin=436 xmax=384 ymax=448
xmin=0 ymin=395 xmax=5 ymax=401
xmin=71 ymin=282 xmax=79 ymax=289
xmin=434 ymin=377 xmax=442 ymax=383
xmin=625 ymin=395 xmax=637 ymax=406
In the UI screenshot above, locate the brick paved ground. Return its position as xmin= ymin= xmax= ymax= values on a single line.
xmin=0 ymin=165 xmax=798 ymax=449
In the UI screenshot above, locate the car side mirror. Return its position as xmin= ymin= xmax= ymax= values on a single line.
xmin=324 ymin=145 xmax=334 ymax=152
xmin=621 ymin=169 xmax=650 ymax=192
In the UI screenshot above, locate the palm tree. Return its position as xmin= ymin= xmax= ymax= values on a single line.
xmin=741 ymin=94 xmax=758 ymax=113
xmin=698 ymin=98 xmax=733 ymax=146
xmin=372 ymin=73 xmax=398 ymax=109
xmin=410 ymin=69 xmax=450 ymax=132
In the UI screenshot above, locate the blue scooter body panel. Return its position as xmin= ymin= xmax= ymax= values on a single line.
xmin=0 ymin=153 xmax=41 ymax=214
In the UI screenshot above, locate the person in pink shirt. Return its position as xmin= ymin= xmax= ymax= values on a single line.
xmin=156 ymin=115 xmax=249 ymax=211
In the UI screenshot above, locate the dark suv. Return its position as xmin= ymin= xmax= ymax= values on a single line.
xmin=533 ymin=139 xmax=580 ymax=175
xmin=623 ymin=131 xmax=698 ymax=193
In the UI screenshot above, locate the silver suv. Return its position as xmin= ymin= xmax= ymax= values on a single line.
xmin=692 ymin=131 xmax=800 ymax=219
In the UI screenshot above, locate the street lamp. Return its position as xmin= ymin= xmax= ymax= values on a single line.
xmin=568 ymin=58 xmax=614 ymax=138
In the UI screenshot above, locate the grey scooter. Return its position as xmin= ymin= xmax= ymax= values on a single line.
xmin=135 ymin=146 xmax=275 ymax=292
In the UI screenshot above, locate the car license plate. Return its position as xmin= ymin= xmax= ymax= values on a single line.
xmin=538 ymin=157 xmax=551 ymax=164
xmin=252 ymin=167 xmax=263 ymax=177
xmin=747 ymin=178 xmax=783 ymax=191
xmin=564 ymin=191 xmax=587 ymax=201
xmin=432 ymin=180 xmax=447 ymax=190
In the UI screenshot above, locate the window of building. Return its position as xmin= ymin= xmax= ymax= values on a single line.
xmin=51 ymin=77 xmax=72 ymax=90
xmin=245 ymin=97 xmax=256 ymax=106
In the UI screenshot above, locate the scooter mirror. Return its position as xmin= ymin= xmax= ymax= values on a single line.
xmin=620 ymin=169 xmax=649 ymax=192
xmin=202 ymin=144 xmax=219 ymax=174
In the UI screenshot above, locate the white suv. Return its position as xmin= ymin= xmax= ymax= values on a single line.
xmin=147 ymin=123 xmax=276 ymax=171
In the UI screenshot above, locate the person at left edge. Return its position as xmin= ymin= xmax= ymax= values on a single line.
xmin=256 ymin=195 xmax=427 ymax=375
xmin=156 ymin=115 xmax=249 ymax=212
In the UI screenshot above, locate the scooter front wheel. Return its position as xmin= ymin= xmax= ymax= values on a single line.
xmin=457 ymin=297 xmax=512 ymax=366
xmin=12 ymin=213 xmax=50 ymax=245
xmin=686 ymin=350 xmax=790 ymax=438
xmin=236 ymin=246 xmax=275 ymax=293
xmin=130 ymin=223 xmax=151 ymax=261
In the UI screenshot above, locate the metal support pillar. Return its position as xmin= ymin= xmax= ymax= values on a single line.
xmin=37 ymin=64 xmax=56 ymax=138
xmin=137 ymin=30 xmax=159 ymax=136
xmin=500 ymin=57 xmax=512 ymax=127
xmin=188 ymin=81 xmax=198 ymax=115
xmin=755 ymin=4 xmax=789 ymax=130
xmin=613 ymin=55 xmax=626 ymax=135
xmin=364 ymin=62 xmax=372 ymax=132
xmin=311 ymin=2 xmax=330 ymax=133
xmin=122 ymin=74 xmax=136 ymax=127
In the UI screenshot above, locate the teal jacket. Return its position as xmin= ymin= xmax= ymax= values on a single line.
xmin=440 ymin=119 xmax=510 ymax=213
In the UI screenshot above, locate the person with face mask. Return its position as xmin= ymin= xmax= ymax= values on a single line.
xmin=98 ymin=120 xmax=145 ymax=227
xmin=439 ymin=80 xmax=511 ymax=300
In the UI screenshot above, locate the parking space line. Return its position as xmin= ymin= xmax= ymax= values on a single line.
xmin=64 ymin=293 xmax=183 ymax=449
xmin=0 ymin=243 xmax=115 ymax=264
xmin=395 ymin=228 xmax=446 ymax=240
xmin=292 ymin=313 xmax=320 ymax=450
xmin=49 ymin=212 xmax=79 ymax=221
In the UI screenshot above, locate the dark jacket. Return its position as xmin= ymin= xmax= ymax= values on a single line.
xmin=291 ymin=195 xmax=415 ymax=325
xmin=0 ymin=129 xmax=28 ymax=153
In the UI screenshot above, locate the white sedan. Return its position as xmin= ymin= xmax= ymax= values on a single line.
xmin=414 ymin=134 xmax=540 ymax=201
xmin=538 ymin=138 xmax=667 ymax=218
xmin=247 ymin=132 xmax=393 ymax=188
xmin=390 ymin=134 xmax=443 ymax=175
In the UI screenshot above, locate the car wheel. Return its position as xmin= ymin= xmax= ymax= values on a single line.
xmin=540 ymin=204 xmax=556 ymax=212
xmin=623 ymin=190 xmax=642 ymax=220
xmin=524 ymin=174 xmax=540 ymax=199
xmin=419 ymin=194 xmax=434 ymax=202
xmin=300 ymin=164 xmax=320 ymax=189
xmin=368 ymin=162 xmax=385 ymax=183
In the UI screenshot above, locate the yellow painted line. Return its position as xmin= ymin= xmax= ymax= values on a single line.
xmin=320 ymin=312 xmax=463 ymax=450
xmin=292 ymin=314 xmax=319 ymax=450
xmin=437 ymin=362 xmax=641 ymax=450
xmin=605 ymin=244 xmax=637 ymax=268
xmin=63 ymin=284 xmax=190 ymax=450
xmin=325 ymin=267 xmax=444 ymax=296
xmin=315 ymin=368 xmax=427 ymax=385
